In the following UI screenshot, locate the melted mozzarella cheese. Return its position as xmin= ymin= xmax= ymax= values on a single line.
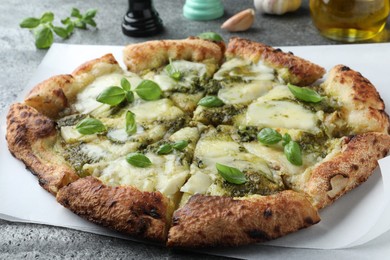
xmin=246 ymin=100 xmax=319 ymax=132
xmin=152 ymin=60 xmax=208 ymax=91
xmin=60 ymin=126 xmax=97 ymax=143
xmin=213 ymin=58 xmax=275 ymax=82
xmin=130 ymin=98 xmax=184 ymax=124
xmin=218 ymin=80 xmax=274 ymax=105
xmin=97 ymin=152 xmax=190 ymax=197
xmin=180 ymin=133 xmax=275 ymax=195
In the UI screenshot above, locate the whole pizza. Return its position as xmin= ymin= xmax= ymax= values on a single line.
xmin=6 ymin=37 xmax=390 ymax=247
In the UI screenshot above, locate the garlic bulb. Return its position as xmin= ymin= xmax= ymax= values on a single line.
xmin=254 ymin=0 xmax=302 ymax=15
xmin=221 ymin=9 xmax=255 ymax=32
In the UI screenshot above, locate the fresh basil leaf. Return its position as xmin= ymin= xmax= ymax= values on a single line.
xmin=40 ymin=12 xmax=54 ymax=23
xmin=61 ymin=17 xmax=72 ymax=25
xmin=157 ymin=144 xmax=173 ymax=155
xmin=121 ymin=78 xmax=131 ymax=92
xmin=197 ymin=32 xmax=223 ymax=42
xmin=126 ymin=152 xmax=152 ymax=168
xmin=20 ymin=17 xmax=40 ymax=29
xmin=34 ymin=25 xmax=54 ymax=49
xmin=282 ymin=133 xmax=292 ymax=146
xmin=74 ymin=20 xmax=87 ymax=29
xmin=287 ymin=83 xmax=323 ymax=103
xmin=198 ymin=96 xmax=224 ymax=107
xmin=71 ymin=8 xmax=82 ymax=18
xmin=84 ymin=9 xmax=98 ymax=19
xmin=216 ymin=163 xmax=247 ymax=185
xmin=257 ymin=128 xmax=282 ymax=145
xmin=76 ymin=118 xmax=106 ymax=135
xmin=53 ymin=26 xmax=69 ymax=39
xmin=84 ymin=18 xmax=97 ymax=27
xmin=126 ymin=111 xmax=137 ymax=135
xmin=165 ymin=59 xmax=182 ymax=81
xmin=172 ymin=140 xmax=188 ymax=151
xmin=284 ymin=141 xmax=303 ymax=166
xmin=96 ymin=86 xmax=126 ymax=106
xmin=135 ymin=80 xmax=162 ymax=101
xmin=126 ymin=91 xmax=134 ymax=103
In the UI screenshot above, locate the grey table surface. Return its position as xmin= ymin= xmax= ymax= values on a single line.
xmin=1 ymin=0 xmax=390 ymax=259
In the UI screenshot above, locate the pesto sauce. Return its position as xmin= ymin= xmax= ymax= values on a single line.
xmin=297 ymin=132 xmax=330 ymax=157
xmin=237 ymin=126 xmax=260 ymax=142
xmin=221 ymin=170 xmax=285 ymax=197
xmin=197 ymin=105 xmax=244 ymax=126
xmin=56 ymin=114 xmax=86 ymax=127
xmin=62 ymin=142 xmax=100 ymax=176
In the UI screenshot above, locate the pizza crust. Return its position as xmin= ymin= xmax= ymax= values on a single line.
xmin=167 ymin=190 xmax=320 ymax=247
xmin=303 ymin=132 xmax=390 ymax=209
xmin=57 ymin=176 xmax=175 ymax=242
xmin=225 ymin=37 xmax=326 ymax=86
xmin=24 ymin=54 xmax=122 ymax=119
xmin=6 ymin=103 xmax=79 ymax=194
xmin=123 ymin=37 xmax=225 ymax=73
xmin=322 ymin=65 xmax=390 ymax=134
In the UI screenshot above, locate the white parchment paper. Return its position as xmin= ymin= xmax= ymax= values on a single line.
xmin=1 ymin=43 xmax=390 ymax=255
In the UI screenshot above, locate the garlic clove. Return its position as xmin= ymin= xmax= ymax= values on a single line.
xmin=254 ymin=0 xmax=302 ymax=15
xmin=221 ymin=8 xmax=255 ymax=32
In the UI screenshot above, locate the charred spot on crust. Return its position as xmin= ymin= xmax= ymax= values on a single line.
xmin=263 ymin=208 xmax=272 ymax=219
xmin=247 ymin=229 xmax=270 ymax=240
xmin=341 ymin=66 xmax=350 ymax=71
xmin=146 ymin=208 xmax=161 ymax=219
xmin=351 ymin=164 xmax=359 ymax=171
xmin=304 ymin=217 xmax=314 ymax=225
xmin=172 ymin=216 xmax=180 ymax=226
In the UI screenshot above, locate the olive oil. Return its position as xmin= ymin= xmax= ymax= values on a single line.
xmin=310 ymin=0 xmax=390 ymax=42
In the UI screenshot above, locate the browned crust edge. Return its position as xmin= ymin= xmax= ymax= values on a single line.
xmin=123 ymin=38 xmax=225 ymax=73
xmin=167 ymin=190 xmax=320 ymax=248
xmin=24 ymin=54 xmax=121 ymax=119
xmin=304 ymin=132 xmax=390 ymax=209
xmin=323 ymin=65 xmax=390 ymax=134
xmin=6 ymin=103 xmax=79 ymax=194
xmin=225 ymin=37 xmax=326 ymax=86
xmin=56 ymin=176 xmax=173 ymax=242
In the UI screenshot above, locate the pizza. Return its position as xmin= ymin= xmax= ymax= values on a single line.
xmin=6 ymin=37 xmax=390 ymax=247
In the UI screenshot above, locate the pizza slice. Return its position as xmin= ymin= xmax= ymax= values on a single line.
xmin=192 ymin=37 xmax=326 ymax=126
xmin=123 ymin=37 xmax=225 ymax=114
xmin=168 ymin=125 xmax=320 ymax=247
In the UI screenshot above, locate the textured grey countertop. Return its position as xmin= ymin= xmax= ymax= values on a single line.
xmin=1 ymin=0 xmax=390 ymax=259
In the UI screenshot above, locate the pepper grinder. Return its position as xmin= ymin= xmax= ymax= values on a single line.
xmin=122 ymin=0 xmax=163 ymax=37
xmin=183 ymin=0 xmax=224 ymax=20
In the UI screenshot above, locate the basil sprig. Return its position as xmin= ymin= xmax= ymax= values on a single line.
xmin=165 ymin=58 xmax=182 ymax=81
xmin=75 ymin=118 xmax=106 ymax=135
xmin=287 ymin=83 xmax=323 ymax=103
xmin=216 ymin=163 xmax=247 ymax=185
xmin=198 ymin=96 xmax=224 ymax=108
xmin=96 ymin=78 xmax=134 ymax=105
xmin=126 ymin=111 xmax=137 ymax=135
xmin=20 ymin=8 xmax=97 ymax=49
xmin=257 ymin=128 xmax=303 ymax=166
xmin=197 ymin=32 xmax=224 ymax=42
xmin=126 ymin=152 xmax=152 ymax=168
xmin=156 ymin=140 xmax=189 ymax=155
xmin=135 ymin=80 xmax=162 ymax=101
